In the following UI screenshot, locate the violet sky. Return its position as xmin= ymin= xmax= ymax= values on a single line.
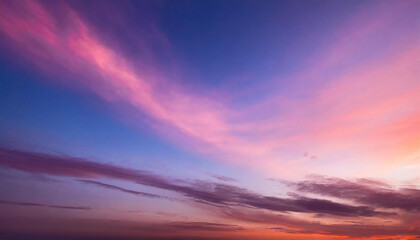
xmin=0 ymin=0 xmax=419 ymax=239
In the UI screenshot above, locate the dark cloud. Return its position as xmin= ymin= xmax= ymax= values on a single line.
xmin=77 ymin=179 xmax=165 ymax=199
xmin=0 ymin=200 xmax=90 ymax=210
xmin=289 ymin=175 xmax=420 ymax=212
xmin=0 ymin=147 xmax=166 ymax=184
xmin=165 ymin=222 xmax=244 ymax=232
xmin=0 ymin=147 xmax=396 ymax=218
xmin=195 ymin=183 xmax=393 ymax=217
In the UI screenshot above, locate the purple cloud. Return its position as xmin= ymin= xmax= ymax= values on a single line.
xmin=0 ymin=147 xmax=396 ymax=218
xmin=0 ymin=200 xmax=90 ymax=210
xmin=289 ymin=175 xmax=420 ymax=212
xmin=165 ymin=222 xmax=244 ymax=232
xmin=77 ymin=179 xmax=166 ymax=199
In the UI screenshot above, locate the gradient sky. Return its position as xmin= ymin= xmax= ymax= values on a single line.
xmin=0 ymin=0 xmax=419 ymax=239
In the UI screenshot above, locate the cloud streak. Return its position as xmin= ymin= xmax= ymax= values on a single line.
xmin=0 ymin=200 xmax=90 ymax=210
xmin=289 ymin=175 xmax=420 ymax=212
xmin=0 ymin=147 xmax=398 ymax=219
xmin=77 ymin=179 xmax=167 ymax=199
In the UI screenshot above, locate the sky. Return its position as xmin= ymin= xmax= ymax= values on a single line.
xmin=0 ymin=0 xmax=419 ymax=239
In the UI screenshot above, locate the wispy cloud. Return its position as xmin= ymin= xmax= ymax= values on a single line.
xmin=77 ymin=179 xmax=168 ymax=199
xmin=1 ymin=0 xmax=419 ymax=179
xmin=288 ymin=175 xmax=420 ymax=212
xmin=0 ymin=200 xmax=90 ymax=210
xmin=0 ymin=147 xmax=399 ymax=219
xmin=164 ymin=221 xmax=244 ymax=232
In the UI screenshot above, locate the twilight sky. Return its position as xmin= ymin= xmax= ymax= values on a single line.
xmin=0 ymin=0 xmax=419 ymax=239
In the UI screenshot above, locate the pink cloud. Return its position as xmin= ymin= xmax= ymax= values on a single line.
xmin=1 ymin=0 xmax=419 ymax=179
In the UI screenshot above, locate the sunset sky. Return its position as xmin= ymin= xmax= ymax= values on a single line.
xmin=0 ymin=0 xmax=419 ymax=239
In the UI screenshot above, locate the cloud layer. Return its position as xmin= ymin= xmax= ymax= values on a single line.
xmin=1 ymin=147 xmax=419 ymax=239
xmin=0 ymin=147 xmax=398 ymax=217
